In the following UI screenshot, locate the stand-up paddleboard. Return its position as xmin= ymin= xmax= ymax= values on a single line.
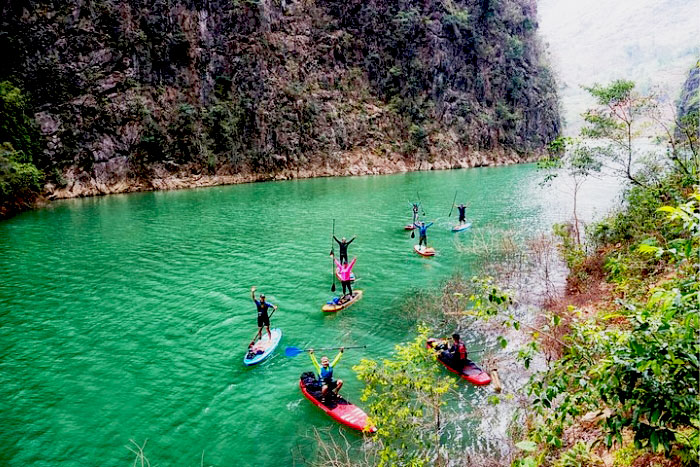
xmin=244 ymin=328 xmax=282 ymax=366
xmin=451 ymin=222 xmax=472 ymax=232
xmin=426 ymin=338 xmax=491 ymax=386
xmin=299 ymin=372 xmax=376 ymax=432
xmin=414 ymin=245 xmax=436 ymax=256
xmin=335 ymin=269 xmax=356 ymax=282
xmin=322 ymin=290 xmax=363 ymax=312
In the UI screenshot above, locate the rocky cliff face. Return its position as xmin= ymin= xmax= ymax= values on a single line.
xmin=677 ymin=61 xmax=699 ymax=120
xmin=1 ymin=0 xmax=560 ymax=199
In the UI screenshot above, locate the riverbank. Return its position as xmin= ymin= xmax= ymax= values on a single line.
xmin=44 ymin=148 xmax=535 ymax=201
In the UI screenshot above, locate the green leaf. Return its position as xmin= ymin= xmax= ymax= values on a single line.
xmin=515 ymin=440 xmax=538 ymax=452
xmin=497 ymin=336 xmax=508 ymax=349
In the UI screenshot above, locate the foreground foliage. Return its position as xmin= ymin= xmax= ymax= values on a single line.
xmin=353 ymin=330 xmax=455 ymax=467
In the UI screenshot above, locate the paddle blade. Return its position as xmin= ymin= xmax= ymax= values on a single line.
xmin=411 ymin=231 xmax=415 ymax=238
xmin=331 ymin=283 xmax=336 ymax=292
xmin=284 ymin=346 xmax=304 ymax=357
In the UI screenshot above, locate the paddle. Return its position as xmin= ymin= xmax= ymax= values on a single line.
xmin=284 ymin=345 xmax=367 ymax=357
xmin=330 ymin=219 xmax=336 ymax=292
xmin=249 ymin=306 xmax=278 ymax=347
xmin=448 ymin=190 xmax=458 ymax=217
xmin=417 ymin=191 xmax=426 ymax=216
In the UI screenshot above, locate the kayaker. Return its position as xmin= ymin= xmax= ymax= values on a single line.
xmin=333 ymin=235 xmax=356 ymax=264
xmin=457 ymin=204 xmax=466 ymax=224
xmin=410 ymin=202 xmax=420 ymax=225
xmin=309 ymin=347 xmax=344 ymax=400
xmin=443 ymin=333 xmax=468 ymax=371
xmin=250 ymin=286 xmax=277 ymax=347
xmin=333 ymin=254 xmax=357 ymax=301
xmin=414 ymin=221 xmax=434 ymax=248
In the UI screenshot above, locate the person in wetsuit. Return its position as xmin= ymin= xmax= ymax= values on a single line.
xmin=457 ymin=204 xmax=466 ymax=224
xmin=414 ymin=221 xmax=434 ymax=248
xmin=333 ymin=235 xmax=356 ymax=264
xmin=441 ymin=333 xmax=468 ymax=372
xmin=250 ymin=286 xmax=277 ymax=347
xmin=309 ymin=347 xmax=344 ymax=400
xmin=410 ymin=202 xmax=420 ymax=226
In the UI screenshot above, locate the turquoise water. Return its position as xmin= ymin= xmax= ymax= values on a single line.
xmin=0 ymin=165 xmax=619 ymax=465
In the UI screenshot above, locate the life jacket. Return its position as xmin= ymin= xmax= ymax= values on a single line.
xmin=320 ymin=365 xmax=333 ymax=382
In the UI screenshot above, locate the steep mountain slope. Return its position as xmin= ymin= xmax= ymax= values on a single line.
xmin=0 ymin=0 xmax=559 ymax=203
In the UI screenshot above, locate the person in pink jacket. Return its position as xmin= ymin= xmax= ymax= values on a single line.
xmin=333 ymin=255 xmax=357 ymax=301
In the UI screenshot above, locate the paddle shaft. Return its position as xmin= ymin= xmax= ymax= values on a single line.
xmin=417 ymin=191 xmax=426 ymax=216
xmin=448 ymin=190 xmax=458 ymax=217
xmin=330 ymin=219 xmax=336 ymax=291
xmin=305 ymin=345 xmax=366 ymax=353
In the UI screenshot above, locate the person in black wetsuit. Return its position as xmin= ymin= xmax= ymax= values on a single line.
xmin=457 ymin=204 xmax=466 ymax=224
xmin=333 ymin=235 xmax=356 ymax=264
xmin=250 ymin=286 xmax=277 ymax=347
xmin=410 ymin=202 xmax=420 ymax=226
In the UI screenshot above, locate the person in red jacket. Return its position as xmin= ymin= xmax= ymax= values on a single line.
xmin=333 ymin=254 xmax=357 ymax=301
xmin=446 ymin=333 xmax=468 ymax=371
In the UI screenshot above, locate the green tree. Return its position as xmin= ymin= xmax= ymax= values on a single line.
xmin=353 ymin=329 xmax=456 ymax=466
xmin=538 ymin=137 xmax=603 ymax=245
xmin=581 ymin=80 xmax=650 ymax=186
xmin=0 ymin=82 xmax=42 ymax=216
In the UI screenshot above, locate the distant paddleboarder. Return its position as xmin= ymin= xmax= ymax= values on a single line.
xmin=250 ymin=286 xmax=277 ymax=346
xmin=410 ymin=202 xmax=420 ymax=226
xmin=457 ymin=204 xmax=466 ymax=224
xmin=333 ymin=235 xmax=356 ymax=264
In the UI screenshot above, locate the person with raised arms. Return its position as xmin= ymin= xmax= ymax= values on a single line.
xmin=333 ymin=235 xmax=356 ymax=265
xmin=457 ymin=203 xmax=467 ymax=224
xmin=309 ymin=347 xmax=344 ymax=400
xmin=250 ymin=286 xmax=277 ymax=347
xmin=414 ymin=220 xmax=434 ymax=248
xmin=332 ymin=254 xmax=357 ymax=301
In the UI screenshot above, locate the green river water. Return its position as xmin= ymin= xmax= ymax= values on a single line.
xmin=0 ymin=165 xmax=620 ymax=466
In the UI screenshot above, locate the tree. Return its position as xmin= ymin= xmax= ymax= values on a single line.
xmin=538 ymin=137 xmax=602 ymax=245
xmin=353 ymin=329 xmax=455 ymax=467
xmin=581 ymin=80 xmax=650 ymax=186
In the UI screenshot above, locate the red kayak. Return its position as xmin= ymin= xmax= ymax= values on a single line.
xmin=426 ymin=338 xmax=491 ymax=386
xmin=404 ymin=224 xmax=416 ymax=230
xmin=299 ymin=372 xmax=376 ymax=432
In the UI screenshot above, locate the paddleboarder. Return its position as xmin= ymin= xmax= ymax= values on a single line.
xmin=457 ymin=204 xmax=466 ymax=224
xmin=410 ymin=202 xmax=420 ymax=226
xmin=414 ymin=221 xmax=434 ymax=248
xmin=333 ymin=235 xmax=356 ymax=264
xmin=250 ymin=286 xmax=277 ymax=347
xmin=309 ymin=347 xmax=344 ymax=400
xmin=332 ymin=254 xmax=357 ymax=301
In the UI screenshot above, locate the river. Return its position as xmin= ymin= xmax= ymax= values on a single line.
xmin=0 ymin=164 xmax=621 ymax=465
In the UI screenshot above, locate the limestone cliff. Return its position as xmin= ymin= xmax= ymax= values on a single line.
xmin=0 ymin=0 xmax=560 ymax=203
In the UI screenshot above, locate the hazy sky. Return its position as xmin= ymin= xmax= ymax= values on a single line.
xmin=538 ymin=0 xmax=700 ymax=129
